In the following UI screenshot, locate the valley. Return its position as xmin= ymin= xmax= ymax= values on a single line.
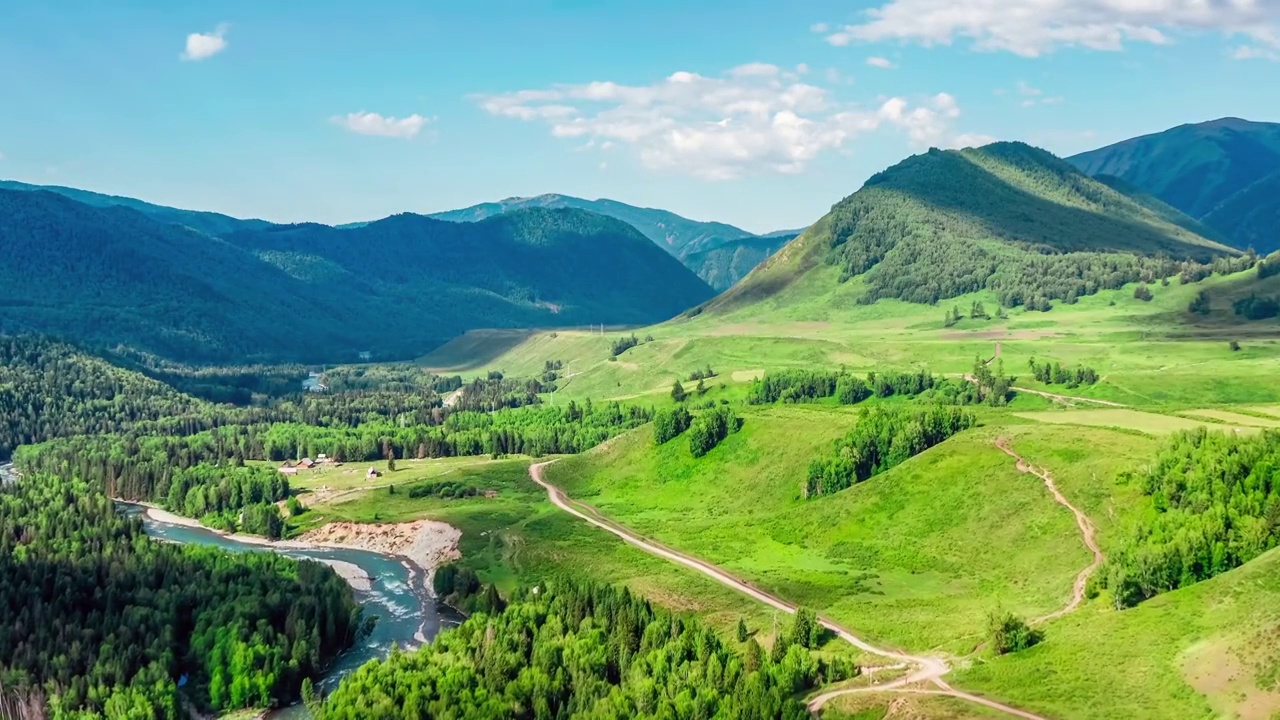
xmin=2 ymin=118 xmax=1279 ymax=720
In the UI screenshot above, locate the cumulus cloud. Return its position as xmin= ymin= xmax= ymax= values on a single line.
xmin=952 ymin=132 xmax=999 ymax=147
xmin=181 ymin=24 xmax=229 ymax=61
xmin=476 ymin=68 xmax=972 ymax=179
xmin=823 ymin=0 xmax=1280 ymax=57
xmin=1011 ymin=81 xmax=1064 ymax=107
xmin=810 ymin=22 xmax=831 ymax=33
xmin=865 ymin=56 xmax=897 ymax=68
xmin=332 ymin=111 xmax=430 ymax=139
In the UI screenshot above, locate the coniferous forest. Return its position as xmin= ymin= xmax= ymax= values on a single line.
xmin=312 ymin=578 xmax=853 ymax=720
xmin=0 ymin=475 xmax=362 ymax=718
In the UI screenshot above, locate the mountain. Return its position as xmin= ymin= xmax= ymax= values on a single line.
xmin=0 ymin=179 xmax=273 ymax=237
xmin=430 ymin=194 xmax=799 ymax=289
xmin=0 ymin=190 xmax=713 ymax=363
xmin=1201 ymin=171 xmax=1280 ymax=253
xmin=1067 ymin=118 xmax=1280 ymax=252
xmin=713 ymin=142 xmax=1237 ymax=313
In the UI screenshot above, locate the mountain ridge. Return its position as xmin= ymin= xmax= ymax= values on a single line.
xmin=430 ymin=193 xmax=800 ymax=289
xmin=0 ymin=190 xmax=712 ymax=363
xmin=1067 ymin=117 xmax=1280 ymax=252
xmin=712 ymin=141 xmax=1237 ymax=315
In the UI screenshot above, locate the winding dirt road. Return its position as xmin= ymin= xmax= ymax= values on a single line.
xmin=994 ymin=439 xmax=1104 ymax=624
xmin=527 ymin=461 xmax=1052 ymax=720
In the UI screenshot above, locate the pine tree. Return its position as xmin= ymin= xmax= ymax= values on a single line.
xmin=736 ymin=618 xmax=748 ymax=643
xmin=671 ymin=379 xmax=687 ymax=403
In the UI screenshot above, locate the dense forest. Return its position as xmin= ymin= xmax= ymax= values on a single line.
xmin=0 ymin=336 xmax=213 ymax=458
xmin=805 ymin=405 xmax=977 ymax=498
xmin=0 ymin=189 xmax=712 ymax=363
xmin=1103 ymin=429 xmax=1280 ymax=608
xmin=0 ymin=475 xmax=362 ymax=718
xmin=17 ymin=401 xmax=652 ymax=532
xmin=313 ymin=578 xmax=852 ymax=719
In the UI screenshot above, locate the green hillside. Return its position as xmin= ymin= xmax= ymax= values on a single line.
xmin=712 ymin=142 xmax=1238 ymax=314
xmin=1202 ymin=170 xmax=1280 ymax=253
xmin=0 ymin=190 xmax=712 ymax=363
xmin=430 ymin=193 xmax=799 ymax=289
xmin=1067 ymin=118 xmax=1280 ymax=220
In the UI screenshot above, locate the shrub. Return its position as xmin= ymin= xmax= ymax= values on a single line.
xmin=988 ymin=611 xmax=1042 ymax=655
xmin=1133 ymin=284 xmax=1153 ymax=301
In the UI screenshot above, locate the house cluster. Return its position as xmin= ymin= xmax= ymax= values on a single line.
xmin=278 ymin=453 xmax=337 ymax=475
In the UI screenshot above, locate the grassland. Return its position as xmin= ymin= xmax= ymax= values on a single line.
xmin=397 ymin=260 xmax=1280 ymax=719
xmin=952 ymin=546 xmax=1280 ymax=720
xmin=288 ymin=455 xmax=823 ymax=648
xmin=541 ymin=407 xmax=1161 ymax=654
xmin=419 ymin=267 xmax=1280 ymax=410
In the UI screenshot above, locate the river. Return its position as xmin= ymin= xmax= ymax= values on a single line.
xmin=121 ymin=504 xmax=463 ymax=717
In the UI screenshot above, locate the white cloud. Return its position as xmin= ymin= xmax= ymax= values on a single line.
xmin=865 ymin=56 xmax=897 ymax=68
xmin=1233 ymin=45 xmax=1280 ymax=60
xmin=332 ymin=111 xmax=430 ymax=139
xmin=810 ymin=22 xmax=831 ymax=33
xmin=477 ymin=68 xmax=972 ymax=180
xmin=181 ymin=24 xmax=229 ymax=61
xmin=952 ymin=132 xmax=999 ymax=147
xmin=1010 ymin=81 xmax=1064 ymax=107
xmin=825 ymin=0 xmax=1280 ymax=57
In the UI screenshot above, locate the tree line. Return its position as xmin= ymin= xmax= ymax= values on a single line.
xmin=747 ymin=361 xmax=1011 ymax=408
xmin=311 ymin=578 xmax=853 ymax=720
xmin=0 ymin=474 xmax=363 ymax=718
xmin=1027 ymin=358 xmax=1099 ymax=388
xmin=805 ymin=405 xmax=977 ymax=498
xmin=1102 ymin=429 xmax=1280 ymax=608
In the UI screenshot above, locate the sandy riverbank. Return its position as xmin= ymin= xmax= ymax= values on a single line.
xmin=297 ymin=520 xmax=462 ymax=587
xmin=139 ymin=505 xmax=460 ymax=591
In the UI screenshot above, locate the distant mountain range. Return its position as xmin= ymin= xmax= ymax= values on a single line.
xmin=714 ymin=141 xmax=1237 ymax=314
xmin=0 ymin=189 xmax=712 ymax=363
xmin=430 ymin=194 xmax=802 ymax=290
xmin=1068 ymin=118 xmax=1280 ymax=252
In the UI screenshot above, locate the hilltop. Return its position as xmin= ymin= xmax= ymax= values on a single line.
xmin=0 ymin=179 xmax=273 ymax=237
xmin=0 ymin=190 xmax=712 ymax=363
xmin=1068 ymin=118 xmax=1280 ymax=251
xmin=712 ymin=141 xmax=1236 ymax=315
xmin=431 ymin=193 xmax=800 ymax=289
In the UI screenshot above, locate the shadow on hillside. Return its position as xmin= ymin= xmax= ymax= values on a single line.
xmin=883 ymin=148 xmax=1228 ymax=261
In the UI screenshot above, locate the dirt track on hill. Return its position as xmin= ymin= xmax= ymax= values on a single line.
xmin=527 ymin=460 xmax=1053 ymax=720
xmin=995 ymin=439 xmax=1104 ymax=624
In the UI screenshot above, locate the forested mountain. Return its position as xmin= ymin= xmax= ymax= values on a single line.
xmin=431 ymin=194 xmax=799 ymax=289
xmin=713 ymin=141 xmax=1240 ymax=313
xmin=0 ymin=179 xmax=273 ymax=237
xmin=1201 ymin=171 xmax=1280 ymax=253
xmin=0 ymin=190 xmax=712 ymax=362
xmin=1068 ymin=118 xmax=1280 ymax=252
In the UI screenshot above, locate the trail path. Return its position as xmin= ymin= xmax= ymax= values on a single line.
xmin=994 ymin=439 xmax=1103 ymax=624
xmin=527 ymin=461 xmax=1052 ymax=720
xmin=1010 ymin=385 xmax=1127 ymax=408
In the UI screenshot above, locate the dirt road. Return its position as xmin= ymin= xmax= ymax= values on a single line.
xmin=995 ymin=439 xmax=1104 ymax=623
xmin=527 ymin=461 xmax=1052 ymax=720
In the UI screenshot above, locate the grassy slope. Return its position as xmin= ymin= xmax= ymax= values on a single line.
xmin=953 ymin=546 xmax=1280 ymax=720
xmin=543 ymin=408 xmax=1144 ymax=653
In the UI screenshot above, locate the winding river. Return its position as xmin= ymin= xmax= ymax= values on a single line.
xmin=121 ymin=504 xmax=463 ymax=717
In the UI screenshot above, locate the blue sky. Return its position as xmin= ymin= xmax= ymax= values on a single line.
xmin=2 ymin=0 xmax=1277 ymax=232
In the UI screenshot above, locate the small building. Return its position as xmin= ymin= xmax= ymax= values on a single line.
xmin=316 ymin=453 xmax=329 ymax=464
xmin=297 ymin=458 xmax=316 ymax=469
xmin=278 ymin=463 xmax=299 ymax=476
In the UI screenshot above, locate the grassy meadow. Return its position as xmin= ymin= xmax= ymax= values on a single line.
xmin=344 ymin=263 xmax=1280 ymax=718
